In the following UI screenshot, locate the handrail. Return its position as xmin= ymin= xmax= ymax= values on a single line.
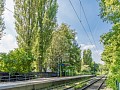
xmin=0 ymin=72 xmax=57 ymax=82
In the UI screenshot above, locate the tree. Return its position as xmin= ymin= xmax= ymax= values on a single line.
xmin=99 ymin=0 xmax=120 ymax=89
xmin=69 ymin=40 xmax=81 ymax=73
xmin=46 ymin=23 xmax=75 ymax=72
xmin=0 ymin=49 xmax=34 ymax=73
xmin=100 ymin=0 xmax=120 ymax=23
xmin=46 ymin=23 xmax=81 ymax=75
xmin=14 ymin=0 xmax=58 ymax=72
xmin=14 ymin=0 xmax=37 ymax=70
xmin=83 ymin=49 xmax=92 ymax=67
xmin=82 ymin=49 xmax=93 ymax=74
xmin=91 ymin=62 xmax=99 ymax=74
xmin=100 ymin=24 xmax=120 ymax=89
xmin=0 ymin=0 xmax=5 ymax=39
xmin=34 ymin=0 xmax=58 ymax=72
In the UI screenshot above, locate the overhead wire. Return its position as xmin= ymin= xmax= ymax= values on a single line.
xmin=5 ymin=7 xmax=14 ymax=14
xmin=93 ymin=21 xmax=99 ymax=34
xmin=69 ymin=0 xmax=100 ymax=58
xmin=78 ymin=0 xmax=99 ymax=53
xmin=68 ymin=0 xmax=93 ymax=45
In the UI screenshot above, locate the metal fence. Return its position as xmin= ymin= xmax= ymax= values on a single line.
xmin=0 ymin=72 xmax=57 ymax=82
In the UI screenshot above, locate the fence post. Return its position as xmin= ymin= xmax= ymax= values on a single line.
xmin=9 ymin=73 xmax=10 ymax=82
xmin=25 ymin=74 xmax=26 ymax=81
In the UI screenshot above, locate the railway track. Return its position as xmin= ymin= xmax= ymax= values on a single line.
xmin=80 ymin=76 xmax=106 ymax=90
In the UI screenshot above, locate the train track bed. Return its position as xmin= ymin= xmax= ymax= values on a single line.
xmin=56 ymin=76 xmax=101 ymax=90
xmin=100 ymin=80 xmax=106 ymax=90
xmin=79 ymin=76 xmax=106 ymax=90
xmin=40 ymin=76 xmax=95 ymax=90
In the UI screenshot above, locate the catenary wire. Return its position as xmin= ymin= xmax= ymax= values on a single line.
xmin=69 ymin=0 xmax=100 ymax=58
xmin=79 ymin=0 xmax=99 ymax=53
xmin=69 ymin=0 xmax=93 ymax=45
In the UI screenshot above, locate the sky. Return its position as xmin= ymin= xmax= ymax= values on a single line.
xmin=0 ymin=0 xmax=112 ymax=64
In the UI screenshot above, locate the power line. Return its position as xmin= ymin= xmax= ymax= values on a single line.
xmin=5 ymin=7 xmax=21 ymax=18
xmin=68 ymin=0 xmax=93 ymax=45
xmin=69 ymin=0 xmax=100 ymax=59
xmin=5 ymin=7 xmax=14 ymax=14
xmin=78 ymin=0 xmax=99 ymax=53
xmin=79 ymin=1 xmax=81 ymax=21
xmin=93 ymin=21 xmax=99 ymax=34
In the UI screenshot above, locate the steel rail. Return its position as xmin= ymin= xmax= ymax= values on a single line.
xmin=80 ymin=76 xmax=106 ymax=90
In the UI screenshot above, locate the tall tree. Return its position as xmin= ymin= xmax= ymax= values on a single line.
xmin=14 ymin=0 xmax=38 ymax=72
xmin=46 ymin=23 xmax=75 ymax=72
xmin=14 ymin=0 xmax=58 ymax=72
xmin=14 ymin=0 xmax=38 ymax=51
xmin=69 ymin=40 xmax=81 ymax=73
xmin=46 ymin=23 xmax=81 ymax=74
xmin=99 ymin=0 xmax=120 ymax=89
xmin=100 ymin=24 xmax=120 ymax=89
xmin=33 ymin=0 xmax=58 ymax=72
xmin=82 ymin=49 xmax=93 ymax=74
xmin=0 ymin=0 xmax=5 ymax=39
xmin=83 ymin=49 xmax=92 ymax=67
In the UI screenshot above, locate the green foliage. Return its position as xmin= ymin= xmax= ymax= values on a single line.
xmin=100 ymin=0 xmax=120 ymax=89
xmin=46 ymin=23 xmax=81 ymax=74
xmin=100 ymin=0 xmax=120 ymax=23
xmin=101 ymin=24 xmax=120 ymax=89
xmin=83 ymin=49 xmax=92 ymax=66
xmin=69 ymin=40 xmax=81 ymax=73
xmin=35 ymin=0 xmax=58 ymax=72
xmin=82 ymin=49 xmax=93 ymax=74
xmin=14 ymin=0 xmax=58 ymax=72
xmin=46 ymin=23 xmax=73 ymax=72
xmin=81 ymin=65 xmax=91 ymax=74
xmin=74 ymin=82 xmax=86 ymax=89
xmin=14 ymin=0 xmax=38 ymax=71
xmin=0 ymin=48 xmax=34 ymax=73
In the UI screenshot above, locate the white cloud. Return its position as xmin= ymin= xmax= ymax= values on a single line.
xmin=80 ymin=44 xmax=95 ymax=50
xmin=0 ymin=34 xmax=18 ymax=53
xmin=75 ymin=36 xmax=78 ymax=40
